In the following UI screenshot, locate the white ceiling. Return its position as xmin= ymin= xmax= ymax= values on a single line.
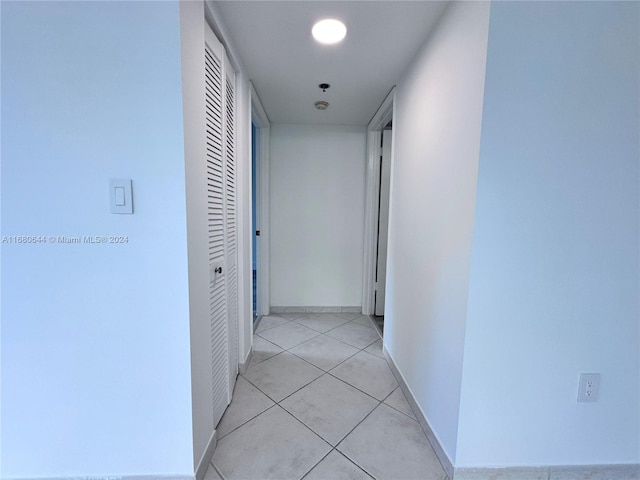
xmin=211 ymin=1 xmax=449 ymax=126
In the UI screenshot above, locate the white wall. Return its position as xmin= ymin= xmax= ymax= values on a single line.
xmin=270 ymin=124 xmax=366 ymax=307
xmin=384 ymin=0 xmax=491 ymax=464
xmin=1 ymin=2 xmax=194 ymax=477
xmin=457 ymin=1 xmax=640 ymax=466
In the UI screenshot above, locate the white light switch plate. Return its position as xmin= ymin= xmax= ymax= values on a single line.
xmin=110 ymin=179 xmax=133 ymax=214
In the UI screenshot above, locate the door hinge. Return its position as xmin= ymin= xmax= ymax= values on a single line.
xmin=376 ymin=147 xmax=383 ymax=157
xmin=256 ymin=230 xmax=261 ymax=236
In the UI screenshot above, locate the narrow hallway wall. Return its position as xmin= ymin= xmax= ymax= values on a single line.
xmin=383 ymin=1 xmax=491 ymax=463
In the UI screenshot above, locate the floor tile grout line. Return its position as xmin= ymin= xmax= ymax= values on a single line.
xmin=244 ymin=348 xmax=287 ymax=371
xmin=215 ymin=398 xmax=275 ymax=441
xmin=244 ymin=349 xmax=329 ymax=405
xmin=289 ymin=314 xmax=353 ymax=333
xmin=272 ymin=312 xmax=309 ymax=322
xmin=286 ymin=346 xmax=361 ymax=374
xmin=285 ymin=335 xmax=364 ymax=370
xmin=246 ymin=333 xmax=346 ymax=378
xmin=273 ymin=332 xmax=395 ymax=403
xmin=299 ymin=448 xmax=335 ymax=480
xmin=282 ymin=329 xmax=368 ymax=357
xmin=254 ymin=333 xmax=285 ymax=349
xmin=378 ymin=385 xmax=420 ymax=422
xmin=289 ymin=338 xmax=381 ymax=378
xmin=272 ymin=402 xmax=336 ymax=461
xmin=280 ymin=402 xmax=335 ymax=449
xmin=382 ymin=397 xmax=419 ymax=422
xmin=240 ymin=362 xmax=288 ymax=402
xmin=216 ymin=316 xmax=444 ymax=480
xmin=245 ymin=335 xmax=394 ymax=406
xmin=252 ymin=345 xmax=386 ymax=408
xmin=257 ymin=330 xmax=322 ymax=352
xmin=337 ymin=398 xmax=383 ymax=441
xmin=277 ymin=387 xmax=356 ymax=448
xmin=274 ymin=369 xmax=330 ymax=404
xmin=242 ymin=318 xmax=391 ymax=473
xmin=269 ymin=342 xmax=384 ymax=404
xmin=215 ymin=400 xmax=339 ymax=461
xmin=290 ymin=317 xmax=374 ymax=340
xmin=246 ymin=337 xmax=285 ymax=369
xmin=332 ymin=449 xmax=377 ymax=480
xmin=254 ymin=316 xmax=292 ymax=334
xmin=332 ymin=402 xmax=389 ymax=479
xmin=286 ymin=331 xmax=363 ymax=357
xmin=323 ymin=369 xmax=391 ymax=404
xmin=215 ymin=402 xmax=280 ymax=443
xmin=323 ymin=333 xmax=381 ymax=351
xmin=252 ymin=360 xmax=386 ymax=453
xmin=277 ymin=371 xmax=381 ymax=446
xmin=209 ymin=457 xmax=227 ymax=480
xmin=256 ymin=318 xmax=378 ymax=358
xmin=299 ymin=447 xmax=376 ymax=480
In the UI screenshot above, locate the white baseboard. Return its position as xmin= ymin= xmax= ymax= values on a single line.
xmin=453 ymin=467 xmax=548 ymax=480
xmin=382 ymin=345 xmax=455 ymax=480
xmin=454 ymin=464 xmax=640 ymax=479
xmin=271 ymin=306 xmax=361 ymax=314
xmin=239 ymin=345 xmax=253 ymax=375
xmin=195 ymin=429 xmax=218 ymax=480
xmin=548 ymin=464 xmax=640 ymax=479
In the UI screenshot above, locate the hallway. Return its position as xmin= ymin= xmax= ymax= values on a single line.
xmin=204 ymin=313 xmax=447 ymax=480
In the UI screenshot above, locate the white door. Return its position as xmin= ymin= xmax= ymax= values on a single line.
xmin=374 ymin=129 xmax=392 ymax=316
xmin=204 ymin=24 xmax=238 ymax=428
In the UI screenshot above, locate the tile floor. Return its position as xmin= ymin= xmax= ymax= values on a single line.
xmin=205 ymin=313 xmax=447 ymax=480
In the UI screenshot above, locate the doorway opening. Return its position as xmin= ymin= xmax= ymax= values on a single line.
xmin=251 ymin=121 xmax=258 ymax=325
xmin=250 ymin=83 xmax=271 ymax=328
xmin=372 ymin=123 xmax=392 ymax=334
xmin=362 ymin=88 xmax=395 ymax=332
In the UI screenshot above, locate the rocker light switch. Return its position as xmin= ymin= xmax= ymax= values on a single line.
xmin=110 ymin=179 xmax=133 ymax=214
xmin=114 ymin=187 xmax=126 ymax=206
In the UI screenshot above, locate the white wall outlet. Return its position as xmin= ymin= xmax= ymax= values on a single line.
xmin=577 ymin=373 xmax=600 ymax=402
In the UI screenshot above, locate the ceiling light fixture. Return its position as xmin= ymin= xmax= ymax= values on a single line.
xmin=312 ymin=19 xmax=347 ymax=45
xmin=315 ymin=101 xmax=329 ymax=111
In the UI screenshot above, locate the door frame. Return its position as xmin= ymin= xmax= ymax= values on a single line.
xmin=362 ymin=88 xmax=395 ymax=315
xmin=250 ymin=82 xmax=271 ymax=319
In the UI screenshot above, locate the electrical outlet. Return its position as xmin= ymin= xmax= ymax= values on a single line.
xmin=577 ymin=373 xmax=600 ymax=402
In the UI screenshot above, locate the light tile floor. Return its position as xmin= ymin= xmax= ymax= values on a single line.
xmin=205 ymin=313 xmax=447 ymax=480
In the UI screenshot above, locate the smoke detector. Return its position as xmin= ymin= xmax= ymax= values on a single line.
xmin=314 ymin=101 xmax=329 ymax=111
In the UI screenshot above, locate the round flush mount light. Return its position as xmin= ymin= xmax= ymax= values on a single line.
xmin=312 ymin=19 xmax=347 ymax=45
xmin=315 ymin=101 xmax=329 ymax=110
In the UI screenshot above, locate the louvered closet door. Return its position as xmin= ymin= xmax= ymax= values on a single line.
xmin=204 ymin=26 xmax=232 ymax=428
xmin=223 ymin=54 xmax=239 ymax=395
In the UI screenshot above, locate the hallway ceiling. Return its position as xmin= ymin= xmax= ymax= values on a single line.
xmin=210 ymin=1 xmax=449 ymax=126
